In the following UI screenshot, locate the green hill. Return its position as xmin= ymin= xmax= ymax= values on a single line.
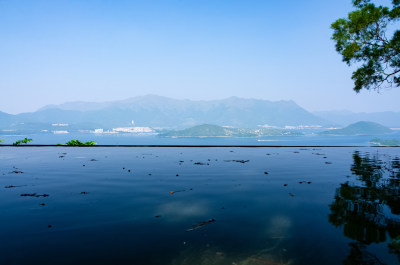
xmin=160 ymin=124 xmax=303 ymax=137
xmin=319 ymin=121 xmax=392 ymax=136
xmin=162 ymin=124 xmax=229 ymax=137
xmin=370 ymin=138 xmax=400 ymax=146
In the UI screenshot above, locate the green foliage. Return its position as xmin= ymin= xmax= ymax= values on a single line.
xmin=0 ymin=140 xmax=2 ymax=143
xmin=331 ymin=0 xmax=400 ymax=92
xmin=13 ymin=138 xmax=32 ymax=145
xmin=65 ymin=140 xmax=97 ymax=146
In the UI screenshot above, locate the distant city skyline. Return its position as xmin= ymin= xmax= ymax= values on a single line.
xmin=1 ymin=0 xmax=400 ymax=114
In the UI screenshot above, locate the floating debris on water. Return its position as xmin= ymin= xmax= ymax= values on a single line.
xmin=298 ymin=180 xmax=312 ymax=184
xmin=36 ymin=194 xmax=49 ymax=197
xmin=186 ymin=219 xmax=215 ymax=231
xmin=9 ymin=170 xmax=24 ymax=174
xmin=20 ymin=193 xmax=49 ymax=197
xmin=170 ymin=189 xmax=188 ymax=195
xmin=5 ymin=185 xmax=26 ymax=188
xmin=233 ymin=160 xmax=250 ymax=164
xmin=223 ymin=159 xmax=250 ymax=164
xmin=20 ymin=193 xmax=36 ymax=197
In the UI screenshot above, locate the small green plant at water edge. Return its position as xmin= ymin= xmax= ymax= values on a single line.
xmin=65 ymin=140 xmax=97 ymax=146
xmin=13 ymin=138 xmax=32 ymax=145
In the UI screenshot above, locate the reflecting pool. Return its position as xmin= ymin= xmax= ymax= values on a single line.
xmin=0 ymin=147 xmax=399 ymax=265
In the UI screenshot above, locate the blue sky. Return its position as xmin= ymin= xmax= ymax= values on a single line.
xmin=1 ymin=0 xmax=399 ymax=114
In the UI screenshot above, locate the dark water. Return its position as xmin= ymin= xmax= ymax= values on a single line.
xmin=0 ymin=147 xmax=399 ymax=265
xmin=1 ymin=131 xmax=400 ymax=145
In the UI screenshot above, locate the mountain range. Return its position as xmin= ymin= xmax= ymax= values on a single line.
xmin=0 ymin=95 xmax=332 ymax=130
xmin=1 ymin=95 xmax=399 ymax=131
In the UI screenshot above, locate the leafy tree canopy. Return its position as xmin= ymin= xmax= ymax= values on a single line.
xmin=331 ymin=0 xmax=400 ymax=92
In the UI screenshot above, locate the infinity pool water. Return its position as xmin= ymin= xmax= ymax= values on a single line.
xmin=0 ymin=147 xmax=399 ymax=265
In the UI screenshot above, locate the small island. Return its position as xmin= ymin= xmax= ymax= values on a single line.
xmin=160 ymin=124 xmax=303 ymax=137
xmin=319 ymin=121 xmax=393 ymax=136
xmin=370 ymin=137 xmax=400 ymax=146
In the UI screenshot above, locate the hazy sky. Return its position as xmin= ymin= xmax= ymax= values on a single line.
xmin=1 ymin=0 xmax=399 ymax=114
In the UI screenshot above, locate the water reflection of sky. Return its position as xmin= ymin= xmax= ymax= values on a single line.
xmin=0 ymin=147 xmax=399 ymax=265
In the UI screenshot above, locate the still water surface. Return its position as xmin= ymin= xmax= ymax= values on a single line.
xmin=1 ymin=131 xmax=400 ymax=145
xmin=0 ymin=147 xmax=399 ymax=265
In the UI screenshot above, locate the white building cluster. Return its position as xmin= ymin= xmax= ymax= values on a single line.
xmin=92 ymin=127 xmax=156 ymax=134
